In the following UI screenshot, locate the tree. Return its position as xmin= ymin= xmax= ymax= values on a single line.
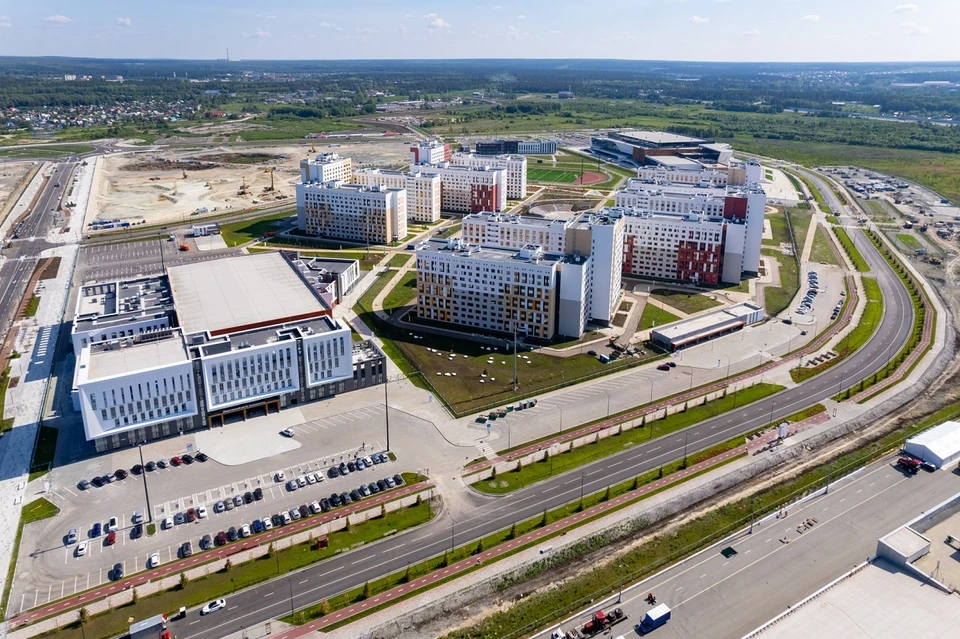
xmin=508 ymin=523 xmax=517 ymax=539
xmin=362 ymin=581 xmax=372 ymax=599
xmin=516 ymin=459 xmax=524 ymax=472
xmin=490 ymin=466 xmax=497 ymax=480
xmin=631 ymin=476 xmax=640 ymax=491
xmin=381 ymin=503 xmax=387 ymax=519
xmin=345 ymin=516 xmax=352 ymax=532
xmin=320 ymin=599 xmax=331 ymax=616
xmin=223 ymin=558 xmax=232 ymax=573
xmin=603 ymin=486 xmax=611 ymax=501
xmin=266 ymin=542 xmax=275 ymax=558
xmin=78 ymin=607 xmax=89 ymax=626
xmin=543 ymin=449 xmax=550 ymax=463
xmin=475 ymin=539 xmax=486 ymax=554
xmin=540 ymin=510 xmax=548 ymax=527
xmin=442 ymin=551 xmax=451 ymax=567
xmin=179 ymin=572 xmax=189 ymax=590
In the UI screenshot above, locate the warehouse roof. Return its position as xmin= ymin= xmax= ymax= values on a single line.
xmin=906 ymin=421 xmax=960 ymax=463
xmin=168 ymin=253 xmax=328 ymax=337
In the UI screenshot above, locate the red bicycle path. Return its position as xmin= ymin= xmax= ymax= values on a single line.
xmin=465 ymin=275 xmax=858 ymax=475
xmin=274 ymin=411 xmax=831 ymax=638
xmin=10 ymin=482 xmax=433 ymax=629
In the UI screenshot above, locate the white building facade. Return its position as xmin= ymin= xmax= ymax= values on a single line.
xmin=299 ymin=153 xmax=353 ymax=184
xmin=450 ymin=152 xmax=528 ymax=200
xmin=352 ymin=168 xmax=442 ymax=223
xmin=409 ymin=140 xmax=450 ymax=165
xmin=416 ymin=164 xmax=507 ymax=213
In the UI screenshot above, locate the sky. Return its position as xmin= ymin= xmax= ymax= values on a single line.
xmin=0 ymin=1 xmax=955 ymax=63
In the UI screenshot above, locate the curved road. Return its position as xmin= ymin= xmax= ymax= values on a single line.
xmin=158 ymin=178 xmax=915 ymax=638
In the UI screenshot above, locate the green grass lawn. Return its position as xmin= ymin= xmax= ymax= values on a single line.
xmin=809 ymin=225 xmax=840 ymax=265
xmin=220 ymin=211 xmax=295 ymax=247
xmin=386 ymin=254 xmax=412 ymax=268
xmin=527 ymin=168 xmax=580 ymax=183
xmin=437 ymin=222 xmax=462 ymax=239
xmin=762 ymin=211 xmax=791 ymax=247
xmin=0 ymin=144 xmax=95 ymax=158
xmin=649 ymin=289 xmax=722 ymax=315
xmin=474 ymin=383 xmax=784 ymax=493
xmin=833 ymin=227 xmax=870 ymax=272
xmin=47 ymin=500 xmax=434 ymax=639
xmin=23 ymin=295 xmax=40 ymax=318
xmin=895 ymin=233 xmax=923 ymax=251
xmin=864 ymin=199 xmax=895 ymax=223
xmin=637 ymin=304 xmax=681 ymax=331
xmin=787 ymin=207 xmax=813 ymax=254
xmin=761 ymin=248 xmax=800 ymax=315
xmin=382 ymin=271 xmax=418 ymax=312
xmin=0 ymin=366 xmax=14 ymax=433
xmin=826 ymin=215 xmax=840 ymax=225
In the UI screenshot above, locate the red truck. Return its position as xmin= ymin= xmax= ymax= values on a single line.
xmin=897 ymin=456 xmax=920 ymax=474
xmin=581 ymin=608 xmax=627 ymax=636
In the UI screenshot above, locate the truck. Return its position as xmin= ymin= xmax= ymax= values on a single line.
xmin=581 ymin=608 xmax=626 ymax=636
xmin=129 ymin=613 xmax=169 ymax=639
xmin=637 ymin=603 xmax=671 ymax=634
xmin=897 ymin=456 xmax=920 ymax=474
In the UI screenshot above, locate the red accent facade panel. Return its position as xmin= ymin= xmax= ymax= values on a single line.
xmin=410 ymin=147 xmax=420 ymax=163
xmin=675 ymin=241 xmax=722 ymax=285
xmin=470 ymin=184 xmax=498 ymax=212
xmin=723 ymin=196 xmax=748 ymax=221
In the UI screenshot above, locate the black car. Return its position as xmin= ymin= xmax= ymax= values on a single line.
xmin=587 ymin=349 xmax=597 ymax=356
xmin=339 ymin=462 xmax=349 ymax=475
xmin=347 ymin=461 xmax=357 ymax=473
xmin=330 ymin=493 xmax=342 ymax=507
xmin=667 ymin=362 xmax=677 ymax=368
xmin=243 ymin=491 xmax=254 ymax=504
xmin=227 ymin=527 xmax=238 ymax=542
xmin=368 ymin=482 xmax=380 ymax=494
xmin=181 ymin=541 xmax=193 ymax=557
xmin=376 ymin=479 xmax=388 ymax=491
xmin=271 ymin=514 xmax=283 ymax=527
xmin=90 ymin=476 xmax=105 ymax=488
xmin=200 ymin=534 xmax=212 ymax=550
xmin=114 ymin=469 xmax=128 ymax=480
xmin=145 ymin=461 xmax=157 ymax=472
xmin=340 ymin=491 xmax=352 ymax=505
xmin=350 ymin=489 xmax=362 ymax=502
xmin=130 ymin=524 xmax=143 ymax=539
xmin=298 ymin=504 xmax=310 ymax=518
xmin=253 ymin=487 xmax=264 ymax=501
xmin=320 ymin=498 xmax=331 ymax=512
xmin=113 ymin=563 xmax=124 ymax=580
xmin=181 ymin=454 xmax=194 ymax=465
xmin=131 ymin=464 xmax=144 ymax=475
xmin=393 ymin=474 xmax=405 ymax=486
xmin=328 ymin=466 xmax=340 ymax=479
xmin=195 ymin=452 xmax=208 ymax=462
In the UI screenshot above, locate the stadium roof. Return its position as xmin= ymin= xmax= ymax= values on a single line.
xmin=168 ymin=253 xmax=328 ymax=337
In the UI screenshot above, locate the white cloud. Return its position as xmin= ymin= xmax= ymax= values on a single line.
xmin=492 ymin=5 xmax=503 ymax=10
xmin=506 ymin=25 xmax=528 ymax=38
xmin=0 ymin=16 xmax=11 ymax=28
xmin=356 ymin=27 xmax=377 ymax=34
xmin=45 ymin=15 xmax=72 ymax=24
xmin=317 ymin=22 xmax=337 ymax=28
xmin=898 ymin=20 xmax=931 ymax=34
xmin=424 ymin=13 xmax=450 ymax=29
xmin=891 ymin=3 xmax=920 ymax=12
xmin=689 ymin=15 xmax=709 ymax=24
xmin=546 ymin=29 xmax=564 ymax=35
xmin=801 ymin=14 xmax=820 ymax=21
xmin=517 ymin=14 xmax=526 ymax=19
xmin=242 ymin=28 xmax=271 ymax=38
xmin=744 ymin=28 xmax=761 ymax=36
xmin=115 ymin=17 xmax=131 ymax=27
xmin=256 ymin=13 xmax=277 ymax=19
xmin=404 ymin=13 xmax=413 ymax=18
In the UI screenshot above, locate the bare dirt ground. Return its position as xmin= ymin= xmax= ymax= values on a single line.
xmin=91 ymin=138 xmax=415 ymax=227
xmin=0 ymin=162 xmax=34 ymax=216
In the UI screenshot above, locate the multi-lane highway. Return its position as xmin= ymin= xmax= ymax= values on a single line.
xmin=0 ymin=160 xmax=75 ymax=344
xmin=163 ymin=195 xmax=917 ymax=637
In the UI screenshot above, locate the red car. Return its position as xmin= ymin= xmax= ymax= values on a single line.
xmin=170 ymin=456 xmax=182 ymax=467
xmin=657 ymin=363 xmax=671 ymax=371
xmin=105 ymin=532 xmax=116 ymax=546
xmin=186 ymin=508 xmax=197 ymax=523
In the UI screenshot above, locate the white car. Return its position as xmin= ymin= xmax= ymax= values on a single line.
xmin=306 ymin=473 xmax=316 ymax=485
xmin=197 ymin=505 xmax=207 ymax=519
xmin=310 ymin=501 xmax=322 ymax=514
xmin=296 ymin=476 xmax=307 ymax=488
xmin=148 ymin=552 xmax=160 ymax=568
xmin=312 ymin=472 xmax=324 ymax=483
xmin=280 ymin=428 xmax=295 ymax=437
xmin=275 ymin=471 xmax=286 ymax=483
xmin=75 ymin=541 xmax=88 ymax=557
xmin=240 ymin=524 xmax=251 ymax=538
xmin=261 ymin=517 xmax=273 ymax=531
xmin=163 ymin=516 xmax=174 ymax=530
xmin=106 ymin=517 xmax=119 ymax=533
xmin=201 ymin=599 xmax=226 ymax=615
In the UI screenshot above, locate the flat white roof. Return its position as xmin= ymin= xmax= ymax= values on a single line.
xmin=647 ymin=155 xmax=703 ymax=169
xmin=88 ymin=338 xmax=188 ymax=380
xmin=168 ymin=253 xmax=327 ymax=336
xmin=752 ymin=559 xmax=960 ymax=638
xmin=907 ymin=421 xmax=960 ymax=463
xmin=882 ymin=527 xmax=929 ymax=558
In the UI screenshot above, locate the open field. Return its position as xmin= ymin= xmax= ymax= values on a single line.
xmin=527 ymin=167 xmax=579 ymax=183
xmin=810 ymin=225 xmax=840 ymax=265
xmin=0 ymin=144 xmax=94 ymax=158
xmin=895 ymin=233 xmax=923 ymax=251
xmin=649 ymin=289 xmax=722 ymax=315
xmin=864 ymin=199 xmax=896 ymax=223
xmin=0 ymin=162 xmax=34 ymax=215
xmin=219 ymin=211 xmax=294 ymax=246
xmin=637 ymin=304 xmax=681 ymax=331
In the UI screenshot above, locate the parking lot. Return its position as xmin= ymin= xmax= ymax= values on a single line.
xmin=11 ymin=398 xmax=450 ymax=615
xmin=76 ymin=238 xmax=239 ymax=282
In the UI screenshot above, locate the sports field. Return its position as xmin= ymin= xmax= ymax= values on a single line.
xmin=527 ymin=167 xmax=580 ymax=183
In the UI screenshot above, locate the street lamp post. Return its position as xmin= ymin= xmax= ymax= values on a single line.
xmin=558 ymin=405 xmax=564 ymax=436
xmin=383 ymin=376 xmax=390 ymax=451
xmin=138 ymin=442 xmax=152 ymax=524
xmin=617 ymin=562 xmax=626 ymax=604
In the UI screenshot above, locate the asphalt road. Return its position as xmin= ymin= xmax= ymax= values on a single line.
xmin=0 ymin=161 xmax=73 ymax=344
xmin=543 ymin=455 xmax=960 ymax=639
xmin=166 ymin=209 xmax=916 ymax=638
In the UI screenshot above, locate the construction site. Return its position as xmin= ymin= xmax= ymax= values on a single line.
xmin=0 ymin=162 xmax=38 ymax=222
xmin=89 ymin=137 xmax=415 ymax=228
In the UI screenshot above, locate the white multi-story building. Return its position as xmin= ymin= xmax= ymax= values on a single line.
xmin=635 ymin=166 xmax=732 ymax=186
xmin=296 ymin=181 xmax=407 ymax=244
xmin=352 ymin=168 xmax=442 ymax=223
xmin=450 ymin=152 xmax=527 ymax=200
xmin=409 ymin=139 xmax=451 ymax=165
xmin=416 ymin=239 xmax=564 ymax=340
xmin=461 ymin=212 xmax=569 ymax=253
xmin=299 ymin=153 xmax=352 ymax=184
xmin=615 ymin=181 xmax=765 ymax=273
xmin=71 ymin=277 xmax=175 ymax=355
xmin=416 ymin=163 xmax=507 ymax=213
xmin=72 ymin=253 xmax=386 ymax=451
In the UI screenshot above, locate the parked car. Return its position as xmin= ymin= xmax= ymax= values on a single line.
xmin=320 ymin=498 xmax=331 ymax=512
xmin=296 ymin=475 xmax=307 ymax=488
xmin=132 ymin=464 xmax=144 ymax=475
xmin=252 ymin=519 xmax=263 ymax=534
xmin=174 ymin=512 xmax=186 ymax=525
xmin=91 ymin=522 xmax=102 ymax=537
xmin=280 ymin=428 xmax=295 ymax=437
xmin=145 ymin=461 xmax=157 ymax=472
xmin=385 ymin=476 xmax=396 ymax=488
xmin=657 ymin=363 xmax=671 ymax=371
xmin=227 ymin=527 xmax=238 ymax=542
xmin=114 ymin=469 xmax=128 ymax=480
xmin=75 ymin=541 xmax=87 ymax=557
xmin=355 ymin=459 xmax=366 ymax=471
xmin=78 ymin=479 xmax=91 ymax=490
xmin=312 ymin=472 xmax=324 ymax=483
xmin=261 ymin=517 xmax=273 ymax=531
xmin=90 ymin=476 xmax=105 ymax=488
xmin=254 ymin=488 xmax=264 ymax=501
xmin=350 ymin=489 xmax=362 ymax=502
xmin=156 ymin=459 xmax=168 ymax=469
xmin=239 ymin=524 xmax=251 ymax=538
xmin=359 ymin=484 xmax=370 ymax=497
xmin=347 ymin=461 xmax=357 ymax=473
xmin=214 ymin=501 xmax=226 ymax=513
xmin=197 ymin=504 xmax=207 ymax=519
xmin=195 ymin=452 xmax=208 ymax=462
xmin=340 ymin=491 xmax=352 ymax=505
xmin=331 ymin=493 xmax=343 ymax=507
xmin=186 ymin=508 xmax=197 ymax=523
xmin=275 ymin=471 xmax=286 ymax=482
xmin=200 ymin=535 xmax=212 ymax=550
xmin=289 ymin=507 xmax=302 ymax=521
xmin=148 ymin=552 xmax=161 ymax=567
xmin=163 ymin=516 xmax=174 ymax=530
xmin=66 ymin=528 xmax=78 ymax=545
xmin=105 ymin=532 xmax=116 ymax=546
xmin=215 ymin=532 xmax=227 ymax=546
xmin=329 ymin=466 xmax=340 ymax=478
xmin=368 ymin=482 xmax=380 ymax=495
xmin=376 ymin=479 xmax=388 ymax=491
xmin=298 ymin=504 xmax=310 ymax=518
xmin=233 ymin=495 xmax=243 ymax=507
xmin=170 ymin=456 xmax=182 ymax=467
xmin=181 ymin=454 xmax=194 ymax=464
xmin=306 ymin=473 xmax=317 ymax=485
xmin=181 ymin=541 xmax=193 ymax=557
xmin=287 ymin=480 xmax=299 ymax=492
xmin=243 ymin=491 xmax=253 ymax=504
xmin=310 ymin=501 xmax=322 ymax=514
xmin=130 ymin=524 xmax=143 ymax=539
xmin=112 ymin=563 xmax=124 ymax=580
xmin=107 ymin=517 xmax=119 ymax=532
xmin=271 ymin=514 xmax=283 ymax=527
xmin=587 ymin=349 xmax=597 ymax=356
xmin=281 ymin=511 xmax=292 ymax=525
xmin=393 ymin=474 xmax=405 ymax=486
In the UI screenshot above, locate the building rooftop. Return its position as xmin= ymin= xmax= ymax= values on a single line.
xmin=906 ymin=421 xmax=960 ymax=463
xmin=87 ymin=333 xmax=188 ymax=380
xmin=752 ymin=559 xmax=960 ymax=638
xmin=464 ymin=212 xmax=569 ymax=229
xmin=74 ymin=276 xmax=173 ymax=333
xmin=612 ymin=130 xmax=707 ymax=147
xmin=646 ymin=155 xmax=704 ymax=169
xmin=352 ymin=340 xmax=383 ymax=364
xmin=167 ymin=253 xmax=328 ymax=337
xmin=416 ymin=238 xmax=564 ymax=265
xmin=570 ymin=210 xmax=624 ymax=229
xmin=304 ymin=152 xmax=348 ymax=165
xmin=298 ymin=180 xmax=401 ymax=193
xmin=193 ymin=315 xmax=339 ymax=357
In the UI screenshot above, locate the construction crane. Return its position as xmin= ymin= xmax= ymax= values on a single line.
xmin=310 ymin=139 xmax=317 ymax=153
xmin=238 ymin=176 xmax=248 ymax=196
xmin=263 ymin=167 xmax=275 ymax=192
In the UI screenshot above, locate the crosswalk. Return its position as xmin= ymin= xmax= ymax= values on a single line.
xmin=475 ymin=441 xmax=496 ymax=459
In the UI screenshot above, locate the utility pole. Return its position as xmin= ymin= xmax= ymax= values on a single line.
xmin=383 ymin=376 xmax=390 ymax=451
xmin=138 ymin=442 xmax=152 ymax=524
xmin=617 ymin=562 xmax=626 ymax=604
xmin=512 ymin=319 xmax=519 ymax=391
